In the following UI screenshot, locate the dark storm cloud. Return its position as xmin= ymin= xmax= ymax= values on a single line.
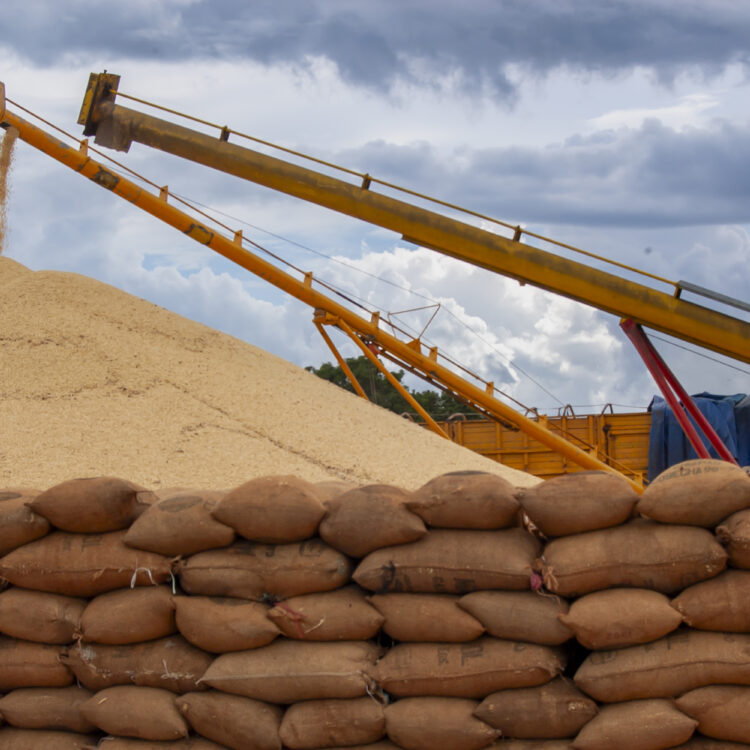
xmin=4 ymin=0 xmax=750 ymax=95
xmin=337 ymin=119 xmax=750 ymax=228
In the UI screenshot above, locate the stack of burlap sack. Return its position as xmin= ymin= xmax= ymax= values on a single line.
xmin=0 ymin=459 xmax=749 ymax=750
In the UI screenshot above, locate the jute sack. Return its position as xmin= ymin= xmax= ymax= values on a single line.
xmin=200 ymin=640 xmax=382 ymax=703
xmin=88 ymin=739 xmax=227 ymax=749
xmin=515 ymin=471 xmax=638 ymax=537
xmin=314 ymin=480 xmax=360 ymax=503
xmin=384 ymin=697 xmax=500 ymax=750
xmin=319 ymin=484 xmax=426 ymax=557
xmin=0 ymin=489 xmax=48 ymax=556
xmin=176 ymin=539 xmax=352 ymax=600
xmin=123 ymin=491 xmax=234 ymax=556
xmin=61 ymin=636 xmax=212 ymax=693
xmin=267 ymin=586 xmax=384 ymax=641
xmin=676 ymin=686 xmax=750 ymax=744
xmin=474 ymin=678 xmax=598 ymax=739
xmin=571 ymin=698 xmax=697 ymax=750
xmin=559 ymin=588 xmax=683 ymax=650
xmin=406 ymin=471 xmax=520 ymax=530
xmin=488 ymin=743 xmax=575 ymax=749
xmin=211 ymin=475 xmax=326 ymax=543
xmin=280 ymin=697 xmax=386 ymax=750
xmin=376 ymin=637 xmax=566 ymax=698
xmin=0 ymin=530 xmax=171 ymax=597
xmin=540 ymin=520 xmax=727 ymax=597
xmin=574 ymin=630 xmax=750 ymax=702
xmin=458 ymin=591 xmax=572 ymax=646
xmin=80 ymin=685 xmax=188 ymax=741
xmin=0 ymin=588 xmax=85 ymax=644
xmin=0 ymin=728 xmax=99 ymax=749
xmin=29 ymin=476 xmax=155 ymax=533
xmin=668 ymin=739 xmax=750 ymax=749
xmin=368 ymin=593 xmax=484 ymax=642
xmin=0 ymin=637 xmax=72 ymax=690
xmin=177 ymin=691 xmax=282 ymax=750
xmin=716 ymin=509 xmax=750 ymax=569
xmin=0 ymin=686 xmax=95 ymax=732
xmin=636 ymin=459 xmax=750 ymax=527
xmin=354 ymin=528 xmax=540 ymax=594
xmin=79 ymin=586 xmax=176 ymax=644
xmin=174 ymin=596 xmax=279 ymax=653
xmin=672 ymin=570 xmax=750 ymax=632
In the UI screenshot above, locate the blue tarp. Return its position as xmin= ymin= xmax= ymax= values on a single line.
xmin=648 ymin=392 xmax=749 ymax=480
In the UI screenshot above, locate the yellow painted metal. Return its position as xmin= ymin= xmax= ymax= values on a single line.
xmin=0 ymin=82 xmax=5 ymax=120
xmin=441 ymin=411 xmax=651 ymax=484
xmin=83 ymin=98 xmax=750 ymax=364
xmin=314 ymin=321 xmax=369 ymax=400
xmin=1 ymin=106 xmax=645 ymax=490
xmin=333 ymin=317 xmax=449 ymax=440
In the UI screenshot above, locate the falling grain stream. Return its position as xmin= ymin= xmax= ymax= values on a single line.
xmin=0 ymin=126 xmax=18 ymax=254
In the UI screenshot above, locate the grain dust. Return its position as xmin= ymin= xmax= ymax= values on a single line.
xmin=0 ymin=127 xmax=19 ymax=255
xmin=0 ymin=258 xmax=539 ymax=490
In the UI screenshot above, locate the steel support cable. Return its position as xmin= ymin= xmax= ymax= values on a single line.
xmin=110 ymin=89 xmax=677 ymax=290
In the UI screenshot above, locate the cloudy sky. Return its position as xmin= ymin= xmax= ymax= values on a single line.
xmin=1 ymin=0 xmax=748 ymax=416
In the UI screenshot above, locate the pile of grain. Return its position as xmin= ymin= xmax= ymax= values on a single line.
xmin=0 ymin=256 xmax=537 ymax=490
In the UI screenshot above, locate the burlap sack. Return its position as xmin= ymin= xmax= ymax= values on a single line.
xmin=716 ymin=509 xmax=750 ymax=569
xmin=677 ymin=685 xmax=750 ymax=744
xmin=540 ymin=520 xmax=727 ymax=597
xmin=29 ymin=476 xmax=155 ymax=533
xmin=319 ymin=484 xmax=426 ymax=557
xmin=267 ymin=586 xmax=384 ymax=641
xmin=475 ymin=678 xmax=598 ymax=738
xmin=385 ymin=697 xmax=500 ymax=750
xmin=79 ymin=586 xmax=176 ymax=644
xmin=123 ymin=490 xmax=234 ymax=556
xmin=672 ymin=570 xmax=750 ymax=632
xmin=516 ymin=471 xmax=638 ymax=537
xmin=637 ymin=459 xmax=750 ymax=527
xmin=177 ymin=691 xmax=282 ymax=750
xmin=574 ymin=630 xmax=750 ymax=702
xmin=280 ymin=697 xmax=386 ymax=750
xmin=0 ymin=728 xmax=98 ymax=748
xmin=376 ymin=637 xmax=565 ymax=698
xmin=354 ymin=528 xmax=539 ymax=594
xmin=0 ymin=686 xmax=95 ymax=732
xmin=200 ymin=640 xmax=382 ymax=703
xmin=0 ymin=588 xmax=85 ymax=644
xmin=0 ymin=637 xmax=72 ymax=690
xmin=88 ymin=739 xmax=227 ymax=749
xmin=406 ymin=471 xmax=520 ymax=529
xmin=668 ymin=739 xmax=750 ymax=749
xmin=174 ymin=596 xmax=279 ymax=653
xmin=369 ymin=593 xmax=484 ymax=642
xmin=571 ymin=698 xmax=697 ymax=750
xmin=61 ymin=635 xmax=212 ymax=693
xmin=559 ymin=588 xmax=683 ymax=650
xmin=176 ymin=538 xmax=352 ymax=600
xmin=458 ymin=591 xmax=572 ymax=646
xmin=0 ymin=489 xmax=48 ymax=556
xmin=0 ymin=530 xmax=171 ymax=597
xmin=488 ymin=743 xmax=575 ymax=749
xmin=314 ymin=480 xmax=360 ymax=503
xmin=212 ymin=475 xmax=326 ymax=543
xmin=80 ymin=685 xmax=188 ymax=741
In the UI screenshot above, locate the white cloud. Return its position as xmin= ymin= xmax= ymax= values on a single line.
xmin=588 ymin=93 xmax=719 ymax=131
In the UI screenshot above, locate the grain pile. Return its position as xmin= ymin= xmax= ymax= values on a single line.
xmin=0 ymin=256 xmax=537 ymax=490
xmin=2 ymin=459 xmax=750 ymax=749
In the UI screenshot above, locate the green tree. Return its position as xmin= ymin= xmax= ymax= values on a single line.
xmin=306 ymin=356 xmax=476 ymax=421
